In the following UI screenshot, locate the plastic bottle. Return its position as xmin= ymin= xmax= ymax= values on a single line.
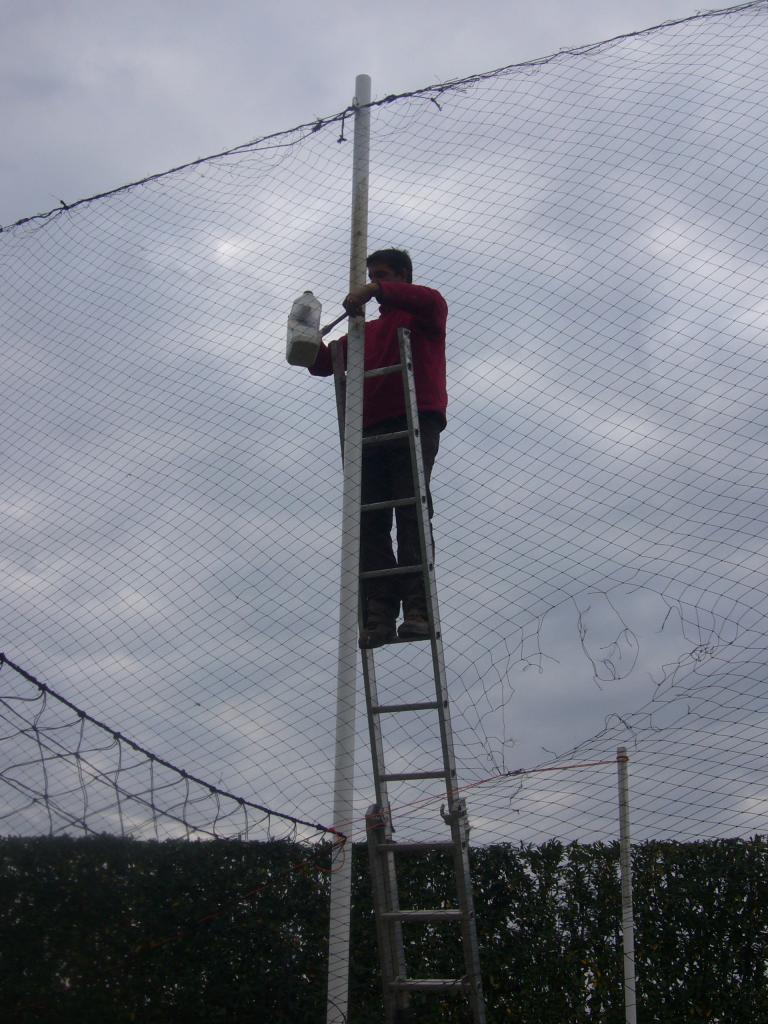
xmin=286 ymin=291 xmax=322 ymax=366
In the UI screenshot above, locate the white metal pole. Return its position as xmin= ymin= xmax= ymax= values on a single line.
xmin=326 ymin=73 xmax=371 ymax=1024
xmin=617 ymin=746 xmax=638 ymax=1024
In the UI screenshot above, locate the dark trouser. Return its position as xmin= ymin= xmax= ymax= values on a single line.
xmin=361 ymin=413 xmax=442 ymax=622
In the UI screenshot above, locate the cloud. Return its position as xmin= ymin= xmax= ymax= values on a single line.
xmin=3 ymin=3 xmax=768 ymax=848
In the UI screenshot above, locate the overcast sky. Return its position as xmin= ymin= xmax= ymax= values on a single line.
xmin=2 ymin=0 xmax=721 ymax=227
xmin=3 ymin=0 xmax=767 ymax=849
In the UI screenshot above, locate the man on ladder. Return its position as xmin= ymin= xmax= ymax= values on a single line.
xmin=308 ymin=248 xmax=448 ymax=648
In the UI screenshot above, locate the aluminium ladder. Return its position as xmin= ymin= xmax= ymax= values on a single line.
xmin=330 ymin=327 xmax=486 ymax=1024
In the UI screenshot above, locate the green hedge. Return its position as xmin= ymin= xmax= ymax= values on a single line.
xmin=1 ymin=835 xmax=766 ymax=1022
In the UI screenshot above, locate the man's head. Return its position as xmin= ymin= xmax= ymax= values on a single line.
xmin=366 ymin=248 xmax=413 ymax=285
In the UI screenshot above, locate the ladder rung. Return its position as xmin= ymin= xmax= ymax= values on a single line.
xmin=360 ymin=565 xmax=423 ymax=580
xmin=391 ymin=632 xmax=433 ymax=644
xmin=381 ymin=909 xmax=462 ymax=923
xmin=364 ymin=364 xmax=402 ymax=379
xmin=390 ymin=977 xmax=468 ymax=992
xmin=376 ymin=841 xmax=455 ymax=853
xmin=380 ymin=771 xmax=446 ymax=782
xmin=360 ymin=633 xmax=432 ymax=653
xmin=361 ymin=497 xmax=416 ymax=513
xmin=371 ymin=701 xmax=440 ymax=714
xmin=362 ymin=429 xmax=410 ymax=445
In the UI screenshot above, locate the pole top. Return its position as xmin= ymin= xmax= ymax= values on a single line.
xmin=354 ymin=75 xmax=372 ymax=104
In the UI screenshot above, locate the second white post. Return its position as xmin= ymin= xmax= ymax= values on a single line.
xmin=617 ymin=745 xmax=638 ymax=1024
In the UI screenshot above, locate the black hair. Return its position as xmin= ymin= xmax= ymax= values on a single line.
xmin=366 ymin=248 xmax=413 ymax=283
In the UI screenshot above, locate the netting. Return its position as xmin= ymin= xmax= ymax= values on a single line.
xmin=0 ymin=654 xmax=338 ymax=842
xmin=2 ymin=0 xmax=768 ymax=854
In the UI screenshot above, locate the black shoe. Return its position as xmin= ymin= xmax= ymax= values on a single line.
xmin=359 ymin=620 xmax=397 ymax=649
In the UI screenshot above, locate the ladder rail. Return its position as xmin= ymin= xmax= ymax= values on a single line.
xmin=330 ymin=341 xmax=397 ymax=822
xmin=397 ymin=329 xmax=462 ymax=809
xmin=330 ymin=329 xmax=486 ymax=1024
xmin=331 ymin=342 xmax=409 ymax=1017
xmin=397 ymin=328 xmax=486 ymax=1022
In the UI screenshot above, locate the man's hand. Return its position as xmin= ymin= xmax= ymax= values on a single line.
xmin=343 ymin=282 xmax=380 ymax=317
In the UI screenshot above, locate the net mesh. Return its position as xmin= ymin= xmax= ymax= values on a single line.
xmin=2 ymin=0 xmax=768 ymax=850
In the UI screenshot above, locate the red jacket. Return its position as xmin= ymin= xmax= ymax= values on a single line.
xmin=309 ymin=280 xmax=447 ymax=429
